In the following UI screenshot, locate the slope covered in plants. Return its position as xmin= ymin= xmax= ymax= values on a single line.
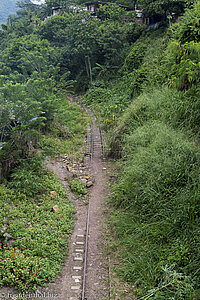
xmin=0 ymin=0 xmax=199 ymax=297
xmin=84 ymin=2 xmax=200 ymax=299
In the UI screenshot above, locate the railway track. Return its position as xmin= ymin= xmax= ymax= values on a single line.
xmin=62 ymin=98 xmax=109 ymax=300
xmin=82 ymin=120 xmax=104 ymax=300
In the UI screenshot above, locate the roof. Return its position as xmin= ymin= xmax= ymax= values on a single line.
xmin=86 ymin=2 xmax=134 ymax=10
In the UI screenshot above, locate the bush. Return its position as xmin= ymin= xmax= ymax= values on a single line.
xmin=69 ymin=178 xmax=86 ymax=197
xmin=170 ymin=1 xmax=200 ymax=43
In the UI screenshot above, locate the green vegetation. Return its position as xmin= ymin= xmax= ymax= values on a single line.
xmin=0 ymin=2 xmax=90 ymax=291
xmin=0 ymin=0 xmax=200 ymax=298
xmin=69 ymin=178 xmax=87 ymax=197
xmin=0 ymin=156 xmax=74 ymax=291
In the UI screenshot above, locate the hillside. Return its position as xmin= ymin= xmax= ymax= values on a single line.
xmin=0 ymin=0 xmax=17 ymax=25
xmin=0 ymin=1 xmax=199 ymax=298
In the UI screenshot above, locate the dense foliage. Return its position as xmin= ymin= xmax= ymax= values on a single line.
xmin=0 ymin=0 xmax=90 ymax=291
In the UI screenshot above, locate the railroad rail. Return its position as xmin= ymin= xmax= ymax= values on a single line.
xmin=82 ymin=121 xmax=104 ymax=300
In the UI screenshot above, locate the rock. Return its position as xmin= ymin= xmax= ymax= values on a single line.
xmin=67 ymin=165 xmax=73 ymax=172
xmin=6 ymin=239 xmax=15 ymax=248
xmin=4 ymin=232 xmax=14 ymax=240
xmin=0 ymin=229 xmax=16 ymax=248
xmin=83 ymin=175 xmax=90 ymax=179
xmin=87 ymin=181 xmax=93 ymax=188
xmin=80 ymin=178 xmax=87 ymax=184
xmin=50 ymin=191 xmax=57 ymax=197
xmin=0 ymin=227 xmax=4 ymax=233
xmin=27 ymin=223 xmax=33 ymax=228
xmin=52 ymin=205 xmax=59 ymax=213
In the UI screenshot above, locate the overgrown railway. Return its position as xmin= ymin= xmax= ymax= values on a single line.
xmin=82 ymin=115 xmax=105 ymax=300
xmin=38 ymin=100 xmax=110 ymax=300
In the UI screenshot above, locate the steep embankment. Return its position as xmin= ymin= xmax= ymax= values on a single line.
xmin=84 ymin=4 xmax=200 ymax=298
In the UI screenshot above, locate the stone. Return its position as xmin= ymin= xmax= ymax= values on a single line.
xmin=3 ymin=232 xmax=13 ymax=240
xmin=80 ymin=178 xmax=87 ymax=184
xmin=87 ymin=181 xmax=93 ymax=188
xmin=73 ymin=266 xmax=82 ymax=270
xmin=71 ymin=286 xmax=80 ymax=290
xmin=50 ymin=191 xmax=57 ymax=197
xmin=52 ymin=205 xmax=59 ymax=213
xmin=76 ymin=241 xmax=84 ymax=245
xmin=74 ymin=257 xmax=83 ymax=261
xmin=0 ymin=229 xmax=16 ymax=248
xmin=67 ymin=165 xmax=73 ymax=172
xmin=75 ymin=249 xmax=84 ymax=253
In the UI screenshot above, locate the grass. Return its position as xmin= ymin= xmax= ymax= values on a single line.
xmin=85 ymin=26 xmax=200 ymax=298
xmin=109 ymin=120 xmax=200 ymax=299
xmin=109 ymin=86 xmax=200 ymax=158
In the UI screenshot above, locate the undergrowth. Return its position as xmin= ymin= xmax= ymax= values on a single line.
xmin=69 ymin=178 xmax=87 ymax=197
xmin=39 ymin=98 xmax=89 ymax=159
xmin=0 ymin=156 xmax=74 ymax=291
xmin=0 ymin=95 xmax=88 ymax=291
xmin=109 ymin=121 xmax=200 ymax=299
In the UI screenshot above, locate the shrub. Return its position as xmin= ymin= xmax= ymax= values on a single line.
xmin=69 ymin=178 xmax=86 ymax=197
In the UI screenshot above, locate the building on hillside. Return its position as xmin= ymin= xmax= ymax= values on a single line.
xmin=51 ymin=2 xmax=165 ymax=26
xmin=52 ymin=6 xmax=87 ymax=16
xmin=85 ymin=1 xmax=135 ymax=13
xmin=85 ymin=2 xmax=144 ymax=24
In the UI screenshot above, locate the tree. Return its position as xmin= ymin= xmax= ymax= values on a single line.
xmin=138 ymin=0 xmax=188 ymax=18
xmin=170 ymin=0 xmax=200 ymax=43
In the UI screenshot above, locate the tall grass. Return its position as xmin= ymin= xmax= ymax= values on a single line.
xmin=110 ymin=121 xmax=200 ymax=298
xmin=109 ymin=86 xmax=200 ymax=157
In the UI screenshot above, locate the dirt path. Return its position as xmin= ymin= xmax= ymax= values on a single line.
xmin=84 ymin=112 xmax=109 ymax=300
xmin=38 ymin=106 xmax=110 ymax=300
